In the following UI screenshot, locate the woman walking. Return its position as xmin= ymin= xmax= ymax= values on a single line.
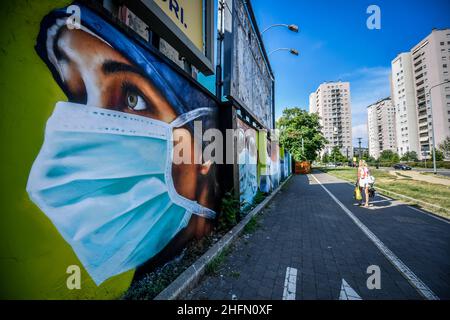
xmin=358 ymin=160 xmax=370 ymax=208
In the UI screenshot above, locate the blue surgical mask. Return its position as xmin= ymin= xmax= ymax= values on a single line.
xmin=27 ymin=102 xmax=216 ymax=285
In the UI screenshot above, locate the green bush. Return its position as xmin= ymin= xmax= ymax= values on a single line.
xmin=405 ymin=161 xmax=450 ymax=169
xmin=218 ymin=192 xmax=240 ymax=231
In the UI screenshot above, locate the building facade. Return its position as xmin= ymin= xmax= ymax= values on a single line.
xmin=411 ymin=29 xmax=450 ymax=159
xmin=367 ymin=98 xmax=397 ymax=159
xmin=391 ymin=28 xmax=450 ymax=160
xmin=391 ymin=52 xmax=420 ymax=157
xmin=309 ymin=81 xmax=353 ymax=158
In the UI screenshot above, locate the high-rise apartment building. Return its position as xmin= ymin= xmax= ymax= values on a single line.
xmin=367 ymin=98 xmax=397 ymax=159
xmin=309 ymin=81 xmax=353 ymax=158
xmin=391 ymin=53 xmax=419 ymax=157
xmin=391 ymin=28 xmax=450 ymax=159
xmin=411 ymin=29 xmax=450 ymax=158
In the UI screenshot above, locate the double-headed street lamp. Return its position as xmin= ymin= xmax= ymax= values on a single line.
xmin=261 ymin=22 xmax=300 ymax=129
xmin=427 ymin=79 xmax=450 ymax=174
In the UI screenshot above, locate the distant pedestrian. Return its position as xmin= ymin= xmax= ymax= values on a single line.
xmin=357 ymin=160 xmax=370 ymax=208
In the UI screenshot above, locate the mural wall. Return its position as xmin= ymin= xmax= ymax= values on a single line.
xmin=236 ymin=118 xmax=258 ymax=208
xmin=257 ymin=131 xmax=281 ymax=194
xmin=0 ymin=1 xmax=219 ymax=299
xmin=0 ymin=0 xmax=292 ymax=300
xmin=280 ymin=147 xmax=293 ymax=181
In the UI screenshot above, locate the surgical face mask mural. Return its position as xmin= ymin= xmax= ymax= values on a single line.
xmin=29 ymin=5 xmax=218 ymax=285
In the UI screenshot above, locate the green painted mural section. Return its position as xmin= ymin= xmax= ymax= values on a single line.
xmin=0 ymin=0 xmax=134 ymax=299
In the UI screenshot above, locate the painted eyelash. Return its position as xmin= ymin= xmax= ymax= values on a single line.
xmin=121 ymin=81 xmax=152 ymax=111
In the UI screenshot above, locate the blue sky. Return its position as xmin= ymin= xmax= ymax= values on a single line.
xmin=250 ymin=0 xmax=450 ymax=147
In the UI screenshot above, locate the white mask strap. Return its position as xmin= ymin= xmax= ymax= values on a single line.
xmin=170 ymin=108 xmax=213 ymax=128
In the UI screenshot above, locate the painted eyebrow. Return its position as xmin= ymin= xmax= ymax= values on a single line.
xmin=102 ymin=60 xmax=148 ymax=79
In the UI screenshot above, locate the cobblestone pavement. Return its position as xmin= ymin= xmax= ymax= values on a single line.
xmin=184 ymin=171 xmax=450 ymax=300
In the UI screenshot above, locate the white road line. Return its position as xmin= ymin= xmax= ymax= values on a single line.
xmin=310 ymin=173 xmax=439 ymax=300
xmin=339 ymin=279 xmax=362 ymax=300
xmin=408 ymin=206 xmax=450 ymax=225
xmin=282 ymin=267 xmax=298 ymax=300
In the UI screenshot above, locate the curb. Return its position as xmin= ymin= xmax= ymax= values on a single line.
xmin=154 ymin=175 xmax=293 ymax=300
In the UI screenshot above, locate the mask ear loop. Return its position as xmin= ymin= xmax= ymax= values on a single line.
xmin=169 ymin=108 xmax=214 ymax=128
xmin=165 ymin=107 xmax=217 ymax=220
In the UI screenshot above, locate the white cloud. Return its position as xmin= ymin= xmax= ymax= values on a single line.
xmin=339 ymin=66 xmax=391 ymax=147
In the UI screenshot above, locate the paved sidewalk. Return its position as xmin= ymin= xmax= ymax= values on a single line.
xmin=185 ymin=171 xmax=450 ymax=300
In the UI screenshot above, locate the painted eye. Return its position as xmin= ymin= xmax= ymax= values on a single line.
xmin=126 ymin=92 xmax=147 ymax=111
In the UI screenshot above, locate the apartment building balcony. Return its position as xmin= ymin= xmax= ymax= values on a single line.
xmin=417 ymin=97 xmax=426 ymax=105
xmin=417 ymin=108 xmax=427 ymax=117
xmin=419 ymin=126 xmax=428 ymax=134
xmin=416 ymin=90 xmax=425 ymax=98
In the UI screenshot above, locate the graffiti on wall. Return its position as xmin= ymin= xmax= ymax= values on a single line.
xmin=280 ymin=149 xmax=292 ymax=181
xmin=257 ymin=131 xmax=280 ymax=193
xmin=236 ymin=118 xmax=258 ymax=208
xmin=270 ymin=143 xmax=280 ymax=189
xmin=25 ymin=4 xmax=219 ymax=286
xmin=0 ymin=1 xmax=291 ymax=299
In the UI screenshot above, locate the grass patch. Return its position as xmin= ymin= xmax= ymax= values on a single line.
xmin=243 ymin=216 xmax=261 ymax=234
xmin=230 ymin=271 xmax=240 ymax=278
xmin=122 ymin=236 xmax=214 ymax=300
xmin=204 ymin=246 xmax=232 ymax=276
xmin=318 ymin=167 xmax=450 ymax=219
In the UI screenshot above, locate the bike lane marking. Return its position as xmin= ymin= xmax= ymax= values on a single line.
xmin=310 ymin=173 xmax=439 ymax=300
xmin=282 ymin=267 xmax=298 ymax=300
xmin=339 ymin=279 xmax=362 ymax=300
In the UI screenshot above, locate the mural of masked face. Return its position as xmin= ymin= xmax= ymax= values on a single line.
xmin=27 ymin=7 xmax=218 ymax=285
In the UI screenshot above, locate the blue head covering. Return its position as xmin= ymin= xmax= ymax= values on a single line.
xmin=35 ymin=3 xmax=217 ymax=123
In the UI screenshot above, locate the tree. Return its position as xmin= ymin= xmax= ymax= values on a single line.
xmin=322 ymin=153 xmax=330 ymax=163
xmin=330 ymin=146 xmax=347 ymax=163
xmin=400 ymin=151 xmax=419 ymax=162
xmin=439 ymin=136 xmax=450 ymax=159
xmin=378 ymin=150 xmax=400 ymax=163
xmin=362 ymin=150 xmax=371 ymax=161
xmin=277 ymin=108 xmax=327 ymax=161
xmin=431 ymin=149 xmax=444 ymax=162
xmin=366 ymin=156 xmax=376 ymax=164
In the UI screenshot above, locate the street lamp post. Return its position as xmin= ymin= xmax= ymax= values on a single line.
xmin=261 ymin=24 xmax=299 ymax=36
xmin=357 ymin=138 xmax=362 ymax=160
xmin=268 ymin=48 xmax=299 ymax=57
xmin=427 ymin=80 xmax=450 ymax=174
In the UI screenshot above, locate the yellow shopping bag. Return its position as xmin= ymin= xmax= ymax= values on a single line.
xmin=354 ymin=186 xmax=362 ymax=201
